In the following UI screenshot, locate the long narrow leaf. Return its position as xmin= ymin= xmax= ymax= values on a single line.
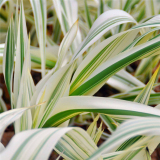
xmin=0 ymin=127 xmax=98 ymax=160
xmin=42 ymin=97 xmax=160 ymax=127
xmin=88 ymin=117 xmax=160 ymax=160
xmin=30 ymin=0 xmax=47 ymax=77
xmin=3 ymin=17 xmax=15 ymax=97
xmin=13 ymin=1 xmax=28 ymax=108
xmin=70 ymin=36 xmax=160 ymax=96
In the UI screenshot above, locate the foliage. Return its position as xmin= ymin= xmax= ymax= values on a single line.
xmin=0 ymin=0 xmax=160 ymax=159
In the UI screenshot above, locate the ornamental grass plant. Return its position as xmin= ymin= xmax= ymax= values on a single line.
xmin=1 ymin=0 xmax=160 ymax=159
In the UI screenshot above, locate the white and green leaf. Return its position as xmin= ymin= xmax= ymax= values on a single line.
xmin=3 ymin=17 xmax=15 ymax=97
xmin=30 ymin=0 xmax=47 ymax=77
xmin=13 ymin=1 xmax=28 ymax=108
xmin=42 ymin=96 xmax=160 ymax=127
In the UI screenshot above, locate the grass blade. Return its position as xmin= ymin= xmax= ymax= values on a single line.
xmin=30 ymin=0 xmax=47 ymax=77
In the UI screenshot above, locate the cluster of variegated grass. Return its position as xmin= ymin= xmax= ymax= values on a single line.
xmin=1 ymin=0 xmax=160 ymax=159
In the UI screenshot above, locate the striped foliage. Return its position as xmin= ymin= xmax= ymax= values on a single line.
xmin=30 ymin=0 xmax=47 ymax=77
xmin=42 ymin=96 xmax=160 ymax=127
xmin=53 ymin=0 xmax=81 ymax=52
xmin=113 ymin=65 xmax=160 ymax=160
xmin=3 ymin=17 xmax=15 ymax=97
xmin=0 ymin=107 xmax=99 ymax=160
xmin=13 ymin=1 xmax=28 ymax=108
xmin=0 ymin=127 xmax=98 ymax=160
xmin=88 ymin=117 xmax=160 ymax=160
xmin=1 ymin=1 xmax=160 ymax=160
